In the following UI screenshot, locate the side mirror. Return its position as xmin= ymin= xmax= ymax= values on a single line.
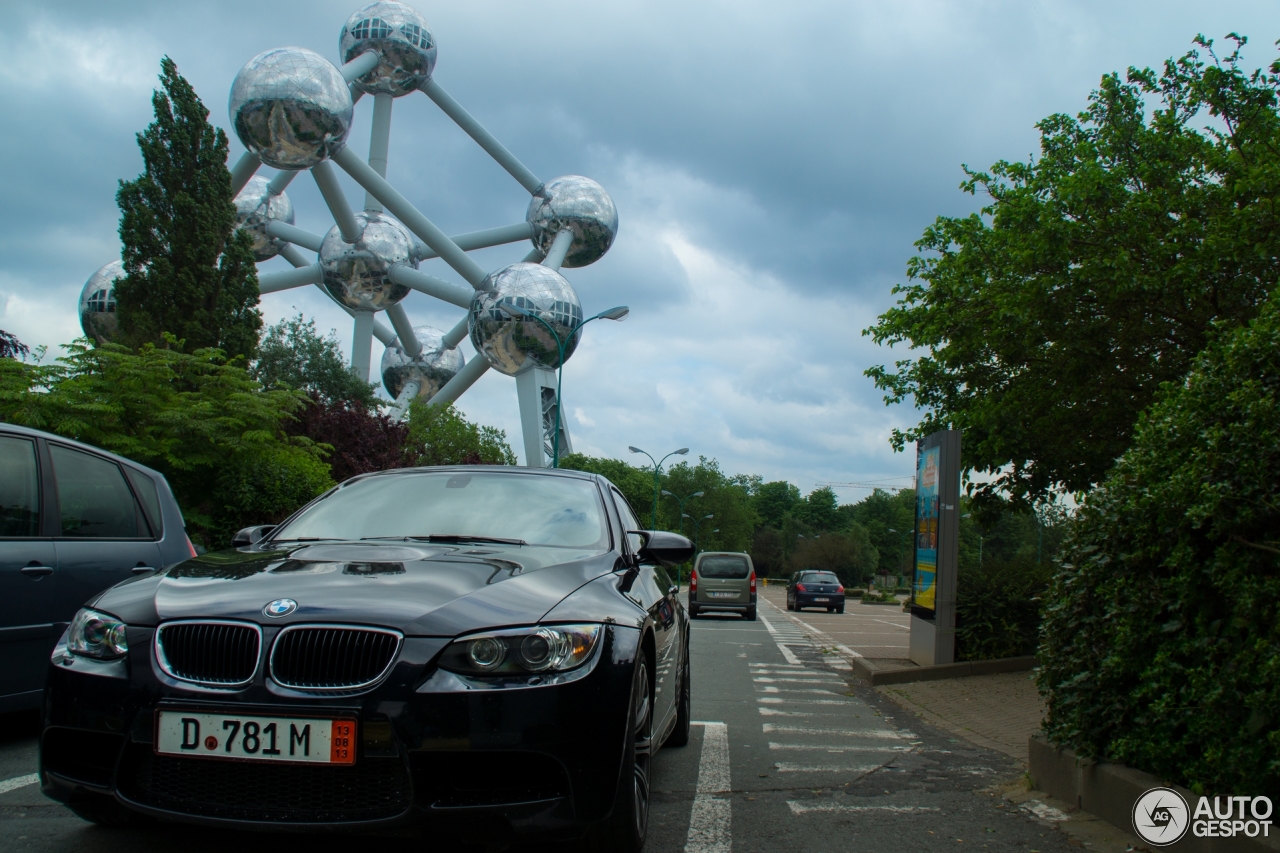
xmin=232 ymin=525 xmax=276 ymax=548
xmin=629 ymin=530 xmax=694 ymax=566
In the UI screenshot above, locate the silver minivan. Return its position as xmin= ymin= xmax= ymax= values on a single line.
xmin=688 ymin=551 xmax=756 ymax=620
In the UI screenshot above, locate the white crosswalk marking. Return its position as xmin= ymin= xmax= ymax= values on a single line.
xmin=684 ymin=721 xmax=731 ymax=853
xmin=763 ymin=724 xmax=907 ymax=738
xmin=0 ymin=774 xmax=38 ymax=795
xmin=787 ymin=802 xmax=941 ymax=815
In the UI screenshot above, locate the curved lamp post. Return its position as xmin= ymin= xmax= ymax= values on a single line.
xmin=661 ymin=489 xmax=704 ymax=535
xmin=498 ymin=302 xmax=629 ymax=468
xmin=629 ymin=446 xmax=689 ymax=530
xmin=684 ymin=513 xmax=714 ymax=553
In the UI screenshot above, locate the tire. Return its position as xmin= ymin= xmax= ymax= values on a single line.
xmin=837 ymin=606 xmax=845 ymax=614
xmin=67 ymin=793 xmax=148 ymax=828
xmin=588 ymin=657 xmax=652 ymax=853
xmin=689 ymin=604 xmax=700 ymax=619
xmin=666 ymin=644 xmax=692 ymax=748
xmin=745 ymin=606 xmax=757 ymax=621
xmin=786 ymin=598 xmax=794 ymax=611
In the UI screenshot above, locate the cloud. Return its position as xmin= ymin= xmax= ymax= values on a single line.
xmin=3 ymin=0 xmax=1279 ymax=498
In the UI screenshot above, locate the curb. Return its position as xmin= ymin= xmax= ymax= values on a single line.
xmin=851 ymin=655 xmax=1036 ymax=686
xmin=1028 ymin=734 xmax=1280 ymax=852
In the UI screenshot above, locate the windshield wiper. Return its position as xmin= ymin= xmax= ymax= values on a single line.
xmin=415 ymin=534 xmax=527 ymax=546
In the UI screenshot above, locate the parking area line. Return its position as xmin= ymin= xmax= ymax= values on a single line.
xmin=685 ymin=721 xmax=731 ymax=853
xmin=0 ymin=774 xmax=38 ymax=795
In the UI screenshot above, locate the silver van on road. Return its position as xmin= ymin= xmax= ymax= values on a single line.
xmin=688 ymin=551 xmax=757 ymax=620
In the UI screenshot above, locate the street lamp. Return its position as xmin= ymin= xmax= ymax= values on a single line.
xmin=661 ymin=489 xmax=704 ymax=535
xmin=498 ymin=302 xmax=630 ymax=468
xmin=684 ymin=513 xmax=714 ymax=553
xmin=629 ymin=446 xmax=689 ymax=530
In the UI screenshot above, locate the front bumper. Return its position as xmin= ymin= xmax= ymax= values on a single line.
xmin=40 ymin=623 xmax=640 ymax=840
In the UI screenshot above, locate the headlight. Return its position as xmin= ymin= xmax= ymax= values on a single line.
xmin=439 ymin=624 xmax=601 ymax=676
xmin=67 ymin=608 xmax=129 ymax=659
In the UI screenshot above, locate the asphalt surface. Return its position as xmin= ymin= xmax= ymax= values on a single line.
xmin=0 ymin=597 xmax=1080 ymax=852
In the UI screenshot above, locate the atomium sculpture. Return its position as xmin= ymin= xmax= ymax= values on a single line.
xmin=80 ymin=1 xmax=622 ymax=468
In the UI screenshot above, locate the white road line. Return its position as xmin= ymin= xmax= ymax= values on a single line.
xmin=769 ymin=743 xmax=909 ymax=752
xmin=763 ymin=724 xmax=907 ymax=738
xmin=775 ymin=763 xmax=885 ymax=774
xmin=872 ymin=618 xmax=910 ymax=630
xmin=0 ymin=773 xmax=38 ymax=795
xmin=751 ymin=677 xmax=842 ymax=685
xmin=685 ymin=722 xmax=731 ymax=853
xmin=758 ymin=707 xmax=857 ymax=717
xmin=755 ymin=686 xmax=846 ymax=696
xmin=756 ymin=614 xmax=803 ymax=664
xmin=756 ymin=697 xmax=853 ymax=705
xmin=787 ymin=802 xmax=940 ymax=815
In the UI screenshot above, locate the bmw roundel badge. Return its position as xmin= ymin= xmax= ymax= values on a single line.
xmin=263 ymin=598 xmax=297 ymax=618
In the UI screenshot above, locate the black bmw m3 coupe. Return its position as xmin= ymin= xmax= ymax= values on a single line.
xmin=39 ymin=466 xmax=695 ymax=851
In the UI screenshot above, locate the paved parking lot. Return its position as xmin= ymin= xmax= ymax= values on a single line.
xmin=0 ymin=595 xmax=1094 ymax=852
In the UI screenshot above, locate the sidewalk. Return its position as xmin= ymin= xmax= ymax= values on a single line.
xmin=757 ymin=586 xmax=1044 ymax=765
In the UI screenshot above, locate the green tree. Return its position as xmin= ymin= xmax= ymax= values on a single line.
xmin=0 ymin=339 xmax=330 ymax=548
xmin=254 ymin=315 xmax=378 ymax=407
xmin=558 ymin=453 xmax=656 ymax=522
xmin=404 ymin=400 xmax=517 ymax=466
xmin=753 ymin=481 xmax=801 ymax=529
xmin=794 ymin=486 xmax=839 ymax=532
xmin=115 ymin=57 xmax=261 ymax=360
xmin=1038 ymin=286 xmax=1280 ymax=797
xmin=865 ymin=36 xmax=1280 ymax=514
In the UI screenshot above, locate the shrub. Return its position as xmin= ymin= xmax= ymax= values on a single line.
xmin=954 ymin=557 xmax=1050 ymax=661
xmin=1037 ymin=288 xmax=1280 ymax=797
xmin=286 ymin=395 xmax=409 ymax=483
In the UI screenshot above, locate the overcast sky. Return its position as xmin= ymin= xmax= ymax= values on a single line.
xmin=1 ymin=1 xmax=1274 ymax=498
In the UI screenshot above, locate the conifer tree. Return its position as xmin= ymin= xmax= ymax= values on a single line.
xmin=115 ymin=57 xmax=261 ymax=360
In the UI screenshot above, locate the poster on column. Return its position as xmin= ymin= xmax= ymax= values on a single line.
xmin=913 ymin=444 xmax=940 ymax=612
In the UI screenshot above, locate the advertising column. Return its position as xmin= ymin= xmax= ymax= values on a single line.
xmin=908 ymin=429 xmax=961 ymax=667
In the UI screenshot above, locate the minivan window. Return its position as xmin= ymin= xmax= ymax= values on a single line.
xmin=801 ymin=571 xmax=840 ymax=584
xmin=699 ymin=555 xmax=749 ymax=579
xmin=50 ymin=445 xmax=140 ymax=538
xmin=125 ymin=468 xmax=163 ymax=537
xmin=0 ymin=436 xmax=40 ymax=537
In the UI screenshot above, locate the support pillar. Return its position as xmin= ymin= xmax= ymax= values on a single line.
xmin=351 ymin=310 xmax=375 ymax=382
xmin=515 ymin=366 xmax=571 ymax=468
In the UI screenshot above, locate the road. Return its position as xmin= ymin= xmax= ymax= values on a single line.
xmin=0 ymin=596 xmax=1077 ymax=852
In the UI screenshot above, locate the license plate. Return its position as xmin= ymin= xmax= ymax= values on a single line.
xmin=155 ymin=711 xmax=356 ymax=765
xmin=708 ymin=592 xmax=738 ymax=599
xmin=813 ymin=597 xmax=830 ymax=602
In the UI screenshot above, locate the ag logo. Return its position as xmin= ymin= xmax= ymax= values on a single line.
xmin=263 ymin=598 xmax=297 ymax=618
xmin=1133 ymin=786 xmax=1189 ymax=846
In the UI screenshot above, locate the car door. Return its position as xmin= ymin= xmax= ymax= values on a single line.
xmin=0 ymin=432 xmax=60 ymax=706
xmin=48 ymin=443 xmax=161 ymax=621
xmin=611 ymin=488 xmax=679 ymax=726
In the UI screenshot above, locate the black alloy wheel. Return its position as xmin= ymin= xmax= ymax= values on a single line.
xmin=666 ymin=643 xmax=692 ymax=747
xmin=592 ymin=657 xmax=653 ymax=852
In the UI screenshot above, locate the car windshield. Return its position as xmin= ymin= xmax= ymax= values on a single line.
xmin=272 ymin=471 xmax=609 ymax=550
xmin=802 ymin=572 xmax=840 ymax=584
xmin=698 ymin=555 xmax=749 ymax=579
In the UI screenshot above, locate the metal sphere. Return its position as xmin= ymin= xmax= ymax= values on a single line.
xmin=233 ymin=176 xmax=295 ymax=261
xmin=526 ymin=175 xmax=618 ymax=268
xmin=340 ymin=2 xmax=437 ymax=97
xmin=319 ymin=210 xmax=414 ymax=311
xmin=468 ymin=263 xmax=583 ymax=376
xmin=380 ymin=325 xmax=464 ymax=400
xmin=229 ymin=47 xmax=353 ymax=170
xmin=78 ymin=260 xmax=124 ymax=343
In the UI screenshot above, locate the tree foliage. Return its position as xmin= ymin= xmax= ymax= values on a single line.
xmin=865 ymin=36 xmax=1280 ymax=514
xmin=253 ymin=315 xmax=378 ymax=407
xmin=405 ymin=399 xmax=517 ymax=467
xmin=114 ymin=57 xmax=261 ymax=360
xmin=1038 ymin=287 xmax=1280 ymax=796
xmin=285 ymin=396 xmax=409 ymax=483
xmin=790 ymin=528 xmax=878 ymax=587
xmin=0 ymin=339 xmax=330 ymax=548
xmin=0 ymin=330 xmax=28 ymax=360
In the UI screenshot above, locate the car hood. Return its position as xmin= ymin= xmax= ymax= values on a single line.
xmin=94 ymin=541 xmax=620 ymax=636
